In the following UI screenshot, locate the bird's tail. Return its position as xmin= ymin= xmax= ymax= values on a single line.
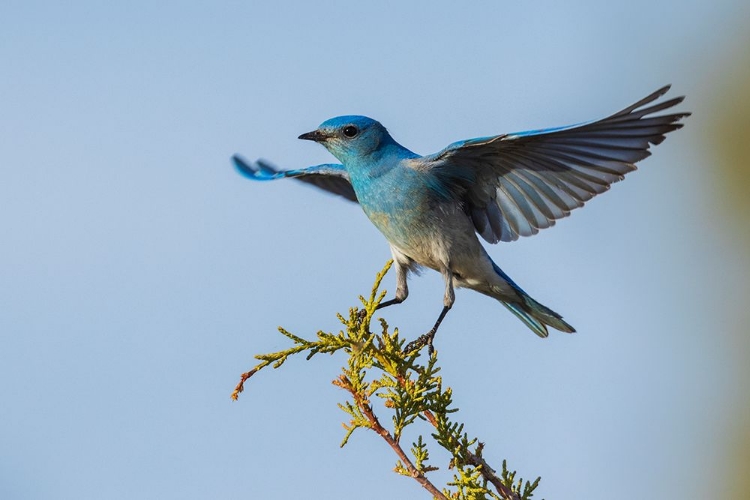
xmin=491 ymin=263 xmax=575 ymax=338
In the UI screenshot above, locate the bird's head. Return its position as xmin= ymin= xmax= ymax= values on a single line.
xmin=298 ymin=115 xmax=393 ymax=163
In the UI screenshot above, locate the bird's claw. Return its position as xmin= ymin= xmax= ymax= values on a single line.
xmin=356 ymin=308 xmax=368 ymax=322
xmin=403 ymin=329 xmax=437 ymax=355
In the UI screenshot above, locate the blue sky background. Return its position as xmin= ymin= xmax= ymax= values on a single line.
xmin=2 ymin=1 xmax=749 ymax=499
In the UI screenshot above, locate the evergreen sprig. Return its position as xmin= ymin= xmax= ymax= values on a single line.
xmin=232 ymin=261 xmax=542 ymax=500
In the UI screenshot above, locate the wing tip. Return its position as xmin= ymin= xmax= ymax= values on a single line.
xmin=232 ymin=154 xmax=281 ymax=180
xmin=231 ymin=154 xmax=252 ymax=176
xmin=655 ymin=83 xmax=672 ymax=97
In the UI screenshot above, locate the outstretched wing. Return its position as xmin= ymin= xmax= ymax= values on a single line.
xmin=420 ymin=85 xmax=690 ymax=243
xmin=232 ymin=155 xmax=358 ymax=202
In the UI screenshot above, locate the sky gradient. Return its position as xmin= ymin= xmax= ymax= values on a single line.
xmin=2 ymin=1 xmax=749 ymax=499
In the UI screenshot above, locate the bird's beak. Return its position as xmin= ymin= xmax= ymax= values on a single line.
xmin=298 ymin=130 xmax=328 ymax=142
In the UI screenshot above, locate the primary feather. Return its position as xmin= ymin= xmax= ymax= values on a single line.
xmin=417 ymin=85 xmax=689 ymax=242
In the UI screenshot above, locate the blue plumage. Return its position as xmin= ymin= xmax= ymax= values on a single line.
xmin=234 ymin=86 xmax=689 ymax=347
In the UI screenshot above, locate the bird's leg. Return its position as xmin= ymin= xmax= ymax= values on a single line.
xmin=405 ymin=305 xmax=451 ymax=354
xmin=374 ymin=297 xmax=405 ymax=310
xmin=377 ymin=262 xmax=409 ymax=309
xmin=405 ymin=269 xmax=454 ymax=354
xmin=358 ymin=258 xmax=409 ymax=320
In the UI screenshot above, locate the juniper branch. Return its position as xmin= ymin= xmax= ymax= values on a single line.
xmin=334 ymin=372 xmax=448 ymax=499
xmin=233 ymin=261 xmax=543 ymax=500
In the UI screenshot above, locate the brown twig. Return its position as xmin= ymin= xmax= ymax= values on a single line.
xmin=422 ymin=411 xmax=520 ymax=500
xmin=231 ymin=368 xmax=258 ymax=401
xmin=337 ymin=375 xmax=449 ymax=500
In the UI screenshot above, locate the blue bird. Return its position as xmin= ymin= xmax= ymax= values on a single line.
xmin=234 ymin=86 xmax=688 ymax=349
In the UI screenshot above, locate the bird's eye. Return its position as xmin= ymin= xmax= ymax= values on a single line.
xmin=342 ymin=125 xmax=359 ymax=138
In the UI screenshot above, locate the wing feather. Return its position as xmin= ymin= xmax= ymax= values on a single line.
xmin=419 ymin=86 xmax=689 ymax=242
xmin=232 ymin=155 xmax=358 ymax=203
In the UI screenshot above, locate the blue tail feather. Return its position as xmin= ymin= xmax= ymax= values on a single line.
xmin=491 ymin=262 xmax=575 ymax=337
xmin=503 ymin=302 xmax=550 ymax=338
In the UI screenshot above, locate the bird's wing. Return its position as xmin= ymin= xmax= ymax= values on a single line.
xmin=232 ymin=155 xmax=358 ymax=202
xmin=419 ymin=85 xmax=689 ymax=243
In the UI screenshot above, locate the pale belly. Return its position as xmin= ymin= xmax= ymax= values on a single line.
xmin=363 ymin=201 xmax=493 ymax=281
xmin=350 ymin=167 xmax=519 ymax=299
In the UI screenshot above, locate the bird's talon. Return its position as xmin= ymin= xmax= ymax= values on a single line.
xmin=403 ymin=336 xmax=424 ymax=354
xmin=403 ymin=330 xmax=437 ymax=355
xmin=356 ymin=308 xmax=368 ymax=321
xmin=426 ymin=330 xmax=436 ymax=355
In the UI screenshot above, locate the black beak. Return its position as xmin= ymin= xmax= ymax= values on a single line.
xmin=298 ymin=130 xmax=328 ymax=142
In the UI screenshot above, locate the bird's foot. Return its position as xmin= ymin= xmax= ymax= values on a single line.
xmin=404 ymin=329 xmax=437 ymax=355
xmin=356 ymin=308 xmax=369 ymax=322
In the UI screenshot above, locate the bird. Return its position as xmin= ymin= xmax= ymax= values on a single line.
xmin=233 ymin=85 xmax=689 ymax=350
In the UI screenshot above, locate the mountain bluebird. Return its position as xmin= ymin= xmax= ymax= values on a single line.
xmin=233 ymin=86 xmax=688 ymax=350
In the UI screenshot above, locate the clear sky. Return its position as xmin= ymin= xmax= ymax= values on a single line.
xmin=2 ymin=1 xmax=749 ymax=499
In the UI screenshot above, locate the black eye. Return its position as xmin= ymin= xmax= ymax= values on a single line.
xmin=342 ymin=125 xmax=359 ymax=138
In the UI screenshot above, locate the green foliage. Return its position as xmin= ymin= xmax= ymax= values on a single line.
xmin=233 ymin=261 xmax=542 ymax=500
